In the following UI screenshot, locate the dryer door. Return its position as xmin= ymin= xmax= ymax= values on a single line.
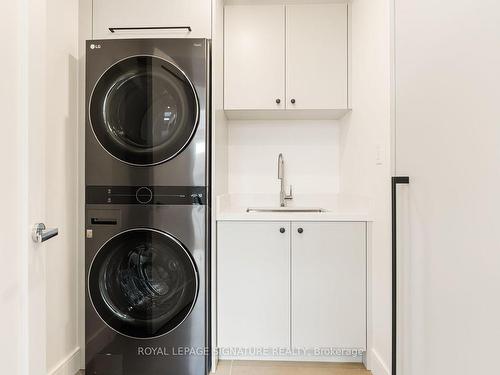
xmin=89 ymin=55 xmax=199 ymax=166
xmin=88 ymin=228 xmax=199 ymax=338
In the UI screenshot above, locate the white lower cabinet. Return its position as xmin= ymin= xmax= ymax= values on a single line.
xmin=291 ymin=222 xmax=366 ymax=350
xmin=217 ymin=221 xmax=290 ymax=349
xmin=217 ymin=220 xmax=366 ymax=357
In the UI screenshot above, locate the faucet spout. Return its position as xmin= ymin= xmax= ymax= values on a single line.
xmin=277 ymin=153 xmax=293 ymax=207
xmin=278 ymin=153 xmax=284 ymax=179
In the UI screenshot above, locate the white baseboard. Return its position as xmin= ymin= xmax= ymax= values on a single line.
xmin=211 ymin=352 xmax=219 ymax=373
xmin=219 ymin=355 xmax=363 ymax=363
xmin=47 ymin=347 xmax=82 ymax=375
xmin=370 ymin=349 xmax=390 ymax=375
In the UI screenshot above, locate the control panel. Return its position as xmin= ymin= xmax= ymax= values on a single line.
xmin=86 ymin=186 xmax=207 ymax=205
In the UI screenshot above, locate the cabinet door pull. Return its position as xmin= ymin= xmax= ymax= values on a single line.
xmin=290 ymin=98 xmax=296 ymax=104
xmin=276 ymin=98 xmax=281 ymax=104
xmin=280 ymin=227 xmax=286 ymax=233
xmin=109 ymin=26 xmax=192 ymax=33
xmin=297 ymin=227 xmax=303 ymax=234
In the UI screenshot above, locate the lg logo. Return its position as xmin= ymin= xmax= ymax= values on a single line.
xmin=89 ymin=44 xmax=101 ymax=50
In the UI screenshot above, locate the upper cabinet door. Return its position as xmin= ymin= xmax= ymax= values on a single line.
xmin=286 ymin=4 xmax=348 ymax=110
xmin=224 ymin=5 xmax=285 ymax=110
xmin=93 ymin=0 xmax=212 ymax=39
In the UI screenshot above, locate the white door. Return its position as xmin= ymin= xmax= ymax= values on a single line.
xmin=1 ymin=1 xmax=78 ymax=374
xmin=217 ymin=221 xmax=290 ymax=350
xmin=224 ymin=4 xmax=285 ymax=111
xmin=286 ymin=3 xmax=348 ymax=110
xmin=0 ymin=1 xmax=48 ymax=374
xmin=291 ymin=222 xmax=366 ymax=350
xmin=394 ymin=1 xmax=500 ymax=374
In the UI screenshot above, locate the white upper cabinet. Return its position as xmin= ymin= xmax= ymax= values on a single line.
xmin=224 ymin=5 xmax=285 ymax=111
xmin=93 ymin=0 xmax=212 ymax=39
xmin=286 ymin=4 xmax=348 ymax=110
xmin=224 ymin=2 xmax=348 ymax=119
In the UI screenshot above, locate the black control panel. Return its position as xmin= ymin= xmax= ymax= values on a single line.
xmin=86 ymin=186 xmax=207 ymax=205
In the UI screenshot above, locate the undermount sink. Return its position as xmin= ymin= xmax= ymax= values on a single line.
xmin=246 ymin=207 xmax=327 ymax=213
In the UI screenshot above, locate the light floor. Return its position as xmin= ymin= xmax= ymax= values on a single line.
xmin=77 ymin=360 xmax=372 ymax=375
xmin=214 ymin=360 xmax=372 ymax=375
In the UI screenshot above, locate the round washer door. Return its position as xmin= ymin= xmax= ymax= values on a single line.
xmin=89 ymin=55 xmax=199 ymax=166
xmin=88 ymin=228 xmax=198 ymax=339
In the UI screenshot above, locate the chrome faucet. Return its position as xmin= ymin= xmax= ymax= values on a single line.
xmin=277 ymin=153 xmax=293 ymax=207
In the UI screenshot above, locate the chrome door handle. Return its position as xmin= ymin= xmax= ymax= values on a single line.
xmin=32 ymin=223 xmax=59 ymax=243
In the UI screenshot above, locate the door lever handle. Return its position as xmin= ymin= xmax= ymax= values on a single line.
xmin=32 ymin=223 xmax=59 ymax=243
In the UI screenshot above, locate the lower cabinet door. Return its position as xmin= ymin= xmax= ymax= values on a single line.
xmin=217 ymin=221 xmax=290 ymax=350
xmin=291 ymin=222 xmax=366 ymax=350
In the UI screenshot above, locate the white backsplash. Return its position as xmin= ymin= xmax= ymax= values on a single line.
xmin=227 ymin=119 xmax=340 ymax=194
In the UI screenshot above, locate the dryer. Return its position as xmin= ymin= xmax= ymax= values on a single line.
xmin=85 ymin=38 xmax=210 ymax=187
xmin=85 ymin=194 xmax=210 ymax=375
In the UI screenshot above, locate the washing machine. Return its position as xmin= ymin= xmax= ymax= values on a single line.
xmin=85 ymin=194 xmax=210 ymax=375
xmin=85 ymin=38 xmax=210 ymax=187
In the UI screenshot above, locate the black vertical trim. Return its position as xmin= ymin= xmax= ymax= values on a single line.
xmin=392 ymin=176 xmax=409 ymax=375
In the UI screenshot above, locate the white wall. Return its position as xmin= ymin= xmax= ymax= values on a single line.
xmin=77 ymin=0 xmax=93 ymax=370
xmin=211 ymin=0 xmax=228 ymax=371
xmin=227 ymin=120 xmax=341 ymax=195
xmin=0 ymin=1 xmax=27 ymax=373
xmin=45 ymin=0 xmax=81 ymax=374
xmin=213 ymin=1 xmax=229 ymax=198
xmin=340 ymin=1 xmax=392 ymax=374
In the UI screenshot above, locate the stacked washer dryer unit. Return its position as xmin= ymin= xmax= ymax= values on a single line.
xmin=85 ymin=39 xmax=210 ymax=375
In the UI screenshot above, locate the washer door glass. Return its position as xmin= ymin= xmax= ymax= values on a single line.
xmin=89 ymin=55 xmax=199 ymax=166
xmin=88 ymin=229 xmax=198 ymax=338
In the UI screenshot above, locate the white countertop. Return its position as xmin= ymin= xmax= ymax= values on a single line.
xmin=216 ymin=193 xmax=372 ymax=222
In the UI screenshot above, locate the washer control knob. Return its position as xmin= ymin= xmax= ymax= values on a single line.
xmin=136 ymin=187 xmax=153 ymax=204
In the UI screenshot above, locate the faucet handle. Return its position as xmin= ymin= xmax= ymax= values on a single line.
xmin=285 ymin=185 xmax=293 ymax=200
